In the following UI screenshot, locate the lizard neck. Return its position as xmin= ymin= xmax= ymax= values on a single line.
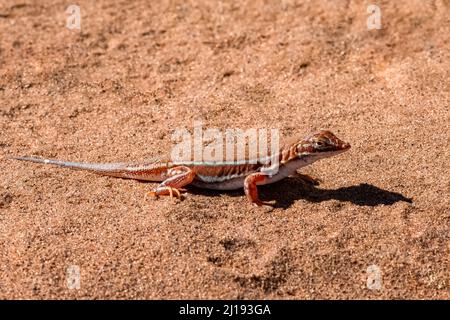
xmin=278 ymin=142 xmax=300 ymax=165
xmin=258 ymin=144 xmax=316 ymax=177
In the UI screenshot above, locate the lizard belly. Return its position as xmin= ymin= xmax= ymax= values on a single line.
xmin=191 ymin=176 xmax=246 ymax=190
xmin=259 ymin=159 xmax=307 ymax=185
xmin=190 ymin=163 xmax=259 ymax=190
xmin=190 ymin=158 xmax=312 ymax=190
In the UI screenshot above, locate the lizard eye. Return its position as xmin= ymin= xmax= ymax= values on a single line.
xmin=315 ymin=141 xmax=325 ymax=147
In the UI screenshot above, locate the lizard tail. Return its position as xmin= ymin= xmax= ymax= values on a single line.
xmin=9 ymin=156 xmax=129 ymax=177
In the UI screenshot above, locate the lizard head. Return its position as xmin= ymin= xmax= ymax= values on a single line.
xmin=297 ymin=130 xmax=351 ymax=159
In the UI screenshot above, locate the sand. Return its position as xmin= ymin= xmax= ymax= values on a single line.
xmin=0 ymin=0 xmax=449 ymax=299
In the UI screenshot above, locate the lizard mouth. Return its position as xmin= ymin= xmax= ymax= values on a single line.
xmin=340 ymin=142 xmax=351 ymax=150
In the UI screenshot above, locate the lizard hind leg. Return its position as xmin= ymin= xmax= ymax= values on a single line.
xmin=148 ymin=166 xmax=196 ymax=200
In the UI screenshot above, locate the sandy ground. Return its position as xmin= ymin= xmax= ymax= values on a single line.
xmin=0 ymin=0 xmax=449 ymax=299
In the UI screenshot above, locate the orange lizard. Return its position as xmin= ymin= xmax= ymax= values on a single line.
xmin=11 ymin=130 xmax=350 ymax=206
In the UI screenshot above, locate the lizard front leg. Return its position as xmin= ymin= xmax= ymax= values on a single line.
xmin=148 ymin=166 xmax=195 ymax=200
xmin=244 ymin=172 xmax=273 ymax=207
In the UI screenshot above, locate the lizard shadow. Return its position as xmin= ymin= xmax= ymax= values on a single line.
xmin=185 ymin=177 xmax=413 ymax=209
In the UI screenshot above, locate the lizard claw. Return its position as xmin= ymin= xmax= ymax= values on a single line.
xmin=148 ymin=187 xmax=183 ymax=200
xmin=170 ymin=187 xmax=181 ymax=199
xmin=251 ymin=200 xmax=274 ymax=212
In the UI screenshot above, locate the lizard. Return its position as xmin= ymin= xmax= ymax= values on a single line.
xmin=10 ymin=130 xmax=350 ymax=207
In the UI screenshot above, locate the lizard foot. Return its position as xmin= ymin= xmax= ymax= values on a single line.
xmin=148 ymin=187 xmax=185 ymax=200
xmin=251 ymin=200 xmax=275 ymax=212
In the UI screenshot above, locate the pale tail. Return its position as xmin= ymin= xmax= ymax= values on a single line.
xmin=10 ymin=156 xmax=128 ymax=177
